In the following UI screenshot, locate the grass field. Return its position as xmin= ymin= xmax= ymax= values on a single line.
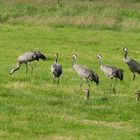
xmin=0 ymin=0 xmax=140 ymax=140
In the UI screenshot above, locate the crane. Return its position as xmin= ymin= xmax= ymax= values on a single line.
xmin=72 ymin=54 xmax=99 ymax=88
xmin=10 ymin=51 xmax=47 ymax=75
xmin=97 ymin=54 xmax=123 ymax=91
xmin=51 ymin=53 xmax=62 ymax=86
xmin=123 ymin=48 xmax=140 ymax=80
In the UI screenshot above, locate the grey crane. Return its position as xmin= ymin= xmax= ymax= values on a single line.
xmin=51 ymin=53 xmax=62 ymax=86
xmin=10 ymin=51 xmax=47 ymax=75
xmin=72 ymin=54 xmax=99 ymax=88
xmin=123 ymin=48 xmax=140 ymax=80
xmin=97 ymin=54 xmax=123 ymax=91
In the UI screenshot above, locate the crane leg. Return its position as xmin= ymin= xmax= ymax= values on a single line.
xmin=113 ymin=78 xmax=117 ymax=92
xmin=28 ymin=62 xmax=33 ymax=74
xmin=133 ymin=72 xmax=136 ymax=81
xmin=80 ymin=80 xmax=91 ymax=89
xmin=87 ymin=81 xmax=91 ymax=88
xmin=57 ymin=79 xmax=59 ymax=86
xmin=26 ymin=63 xmax=28 ymax=74
xmin=88 ymin=83 xmax=91 ymax=88
xmin=109 ymin=78 xmax=113 ymax=90
xmin=53 ymin=77 xmax=55 ymax=84
xmin=138 ymin=95 xmax=140 ymax=101
xmin=10 ymin=63 xmax=20 ymax=75
xmin=86 ymin=90 xmax=90 ymax=99
xmin=80 ymin=81 xmax=84 ymax=89
xmin=57 ymin=78 xmax=60 ymax=86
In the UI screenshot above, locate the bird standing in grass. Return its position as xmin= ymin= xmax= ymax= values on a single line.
xmin=72 ymin=54 xmax=99 ymax=88
xmin=51 ymin=53 xmax=62 ymax=86
xmin=10 ymin=51 xmax=47 ymax=75
xmin=123 ymin=48 xmax=140 ymax=80
xmin=97 ymin=54 xmax=123 ymax=91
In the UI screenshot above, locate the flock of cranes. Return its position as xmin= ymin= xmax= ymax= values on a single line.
xmin=10 ymin=48 xmax=140 ymax=98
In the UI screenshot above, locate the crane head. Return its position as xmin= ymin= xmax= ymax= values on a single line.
xmin=72 ymin=54 xmax=77 ymax=60
xmin=55 ymin=53 xmax=58 ymax=58
xmin=34 ymin=51 xmax=47 ymax=61
xmin=123 ymin=48 xmax=128 ymax=53
xmin=96 ymin=54 xmax=102 ymax=59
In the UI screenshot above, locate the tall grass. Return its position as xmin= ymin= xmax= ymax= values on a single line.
xmin=0 ymin=0 xmax=140 ymax=31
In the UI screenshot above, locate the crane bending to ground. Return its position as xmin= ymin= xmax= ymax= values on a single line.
xmin=10 ymin=51 xmax=47 ymax=75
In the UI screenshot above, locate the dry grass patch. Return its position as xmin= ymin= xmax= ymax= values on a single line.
xmin=0 ymin=131 xmax=8 ymax=137
xmin=39 ymin=135 xmax=76 ymax=140
xmin=81 ymin=119 xmax=139 ymax=132
xmin=5 ymin=82 xmax=31 ymax=89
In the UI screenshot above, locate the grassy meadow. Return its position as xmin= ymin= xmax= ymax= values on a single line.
xmin=0 ymin=0 xmax=140 ymax=139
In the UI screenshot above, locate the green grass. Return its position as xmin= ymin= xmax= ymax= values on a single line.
xmin=0 ymin=0 xmax=140 ymax=140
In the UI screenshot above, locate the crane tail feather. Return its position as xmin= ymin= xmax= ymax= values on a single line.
xmin=113 ymin=69 xmax=124 ymax=81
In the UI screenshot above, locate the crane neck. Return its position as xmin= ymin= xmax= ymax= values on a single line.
xmin=124 ymin=51 xmax=128 ymax=59
xmin=73 ymin=58 xmax=76 ymax=66
xmin=54 ymin=55 xmax=58 ymax=63
xmin=98 ymin=58 xmax=103 ymax=66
